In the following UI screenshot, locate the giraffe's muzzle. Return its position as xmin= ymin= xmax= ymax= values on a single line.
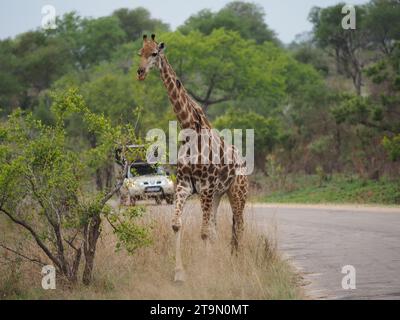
xmin=137 ymin=68 xmax=146 ymax=81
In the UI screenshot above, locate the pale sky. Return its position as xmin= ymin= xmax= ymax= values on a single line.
xmin=0 ymin=0 xmax=368 ymax=43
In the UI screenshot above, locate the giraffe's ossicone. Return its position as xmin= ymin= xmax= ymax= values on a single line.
xmin=137 ymin=34 xmax=249 ymax=282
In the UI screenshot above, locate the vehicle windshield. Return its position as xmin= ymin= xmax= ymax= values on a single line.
xmin=129 ymin=164 xmax=165 ymax=177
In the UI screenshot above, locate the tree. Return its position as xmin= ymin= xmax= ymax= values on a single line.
xmin=4 ymin=31 xmax=75 ymax=111
xmin=113 ymin=7 xmax=170 ymax=42
xmin=307 ymin=0 xmax=400 ymax=177
xmin=47 ymin=12 xmax=86 ymax=69
xmin=214 ymin=109 xmax=281 ymax=171
xmin=0 ymin=89 xmax=151 ymax=285
xmin=337 ymin=40 xmax=400 ymax=164
xmin=309 ymin=3 xmax=368 ymax=95
xmin=17 ymin=37 xmax=73 ymax=92
xmin=79 ymin=16 xmax=127 ymax=68
xmin=364 ymin=0 xmax=400 ymax=56
xmin=289 ymin=39 xmax=330 ymax=76
xmin=0 ymin=39 xmax=21 ymax=113
xmin=179 ymin=1 xmax=279 ymax=45
xmin=161 ymin=30 xmax=287 ymax=113
xmin=51 ymin=43 xmax=174 ymax=136
xmin=279 ymin=57 xmax=341 ymax=174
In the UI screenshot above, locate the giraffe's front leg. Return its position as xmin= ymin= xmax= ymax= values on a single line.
xmin=174 ymin=226 xmax=185 ymax=282
xmin=172 ymin=181 xmax=191 ymax=282
xmin=172 ymin=181 xmax=191 ymax=232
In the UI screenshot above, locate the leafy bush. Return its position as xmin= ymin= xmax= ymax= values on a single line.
xmin=0 ymin=89 xmax=151 ymax=285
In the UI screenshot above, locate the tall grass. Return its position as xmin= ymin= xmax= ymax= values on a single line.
xmin=0 ymin=200 xmax=302 ymax=300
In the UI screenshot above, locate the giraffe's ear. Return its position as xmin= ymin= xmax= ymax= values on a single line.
xmin=158 ymin=42 xmax=165 ymax=52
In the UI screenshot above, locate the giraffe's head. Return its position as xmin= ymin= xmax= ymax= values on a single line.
xmin=137 ymin=34 xmax=165 ymax=81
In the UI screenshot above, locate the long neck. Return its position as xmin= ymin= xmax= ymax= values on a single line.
xmin=158 ymin=55 xmax=211 ymax=131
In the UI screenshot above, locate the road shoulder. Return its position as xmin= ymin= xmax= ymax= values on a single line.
xmin=250 ymin=202 xmax=400 ymax=213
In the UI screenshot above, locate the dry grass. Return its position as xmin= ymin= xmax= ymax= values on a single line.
xmin=0 ymin=200 xmax=303 ymax=300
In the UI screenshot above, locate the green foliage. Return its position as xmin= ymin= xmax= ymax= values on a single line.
xmin=0 ymin=108 xmax=79 ymax=217
xmin=179 ymin=1 xmax=279 ymax=44
xmin=0 ymin=89 xmax=150 ymax=283
xmin=113 ymin=7 xmax=170 ymax=42
xmin=382 ymin=134 xmax=400 ymax=161
xmin=290 ymin=42 xmax=330 ymax=76
xmin=79 ymin=16 xmax=126 ymax=68
xmin=0 ymin=8 xmax=167 ymax=113
xmin=214 ymin=109 xmax=281 ymax=170
xmin=309 ymin=135 xmax=335 ymax=156
xmin=331 ymin=31 xmax=400 ymax=169
xmin=309 ymin=3 xmax=368 ymax=95
xmin=332 ymin=95 xmax=371 ymax=124
xmin=364 ymin=0 xmax=400 ymax=55
xmin=106 ymin=206 xmax=152 ymax=254
xmin=214 ymin=109 xmax=280 ymax=152
xmin=332 ymin=93 xmax=388 ymax=129
xmin=0 ymin=40 xmax=21 ymax=113
xmin=162 ymin=30 xmax=287 ymax=111
xmin=309 ymin=3 xmax=365 ymax=48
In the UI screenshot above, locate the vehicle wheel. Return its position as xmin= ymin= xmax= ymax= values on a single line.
xmin=165 ymin=196 xmax=174 ymax=205
xmin=155 ymin=197 xmax=162 ymax=205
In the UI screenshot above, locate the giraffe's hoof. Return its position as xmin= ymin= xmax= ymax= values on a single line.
xmin=174 ymin=269 xmax=186 ymax=283
xmin=172 ymin=218 xmax=182 ymax=232
xmin=201 ymin=233 xmax=208 ymax=241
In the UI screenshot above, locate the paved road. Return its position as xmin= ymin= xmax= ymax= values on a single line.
xmin=248 ymin=203 xmax=400 ymax=300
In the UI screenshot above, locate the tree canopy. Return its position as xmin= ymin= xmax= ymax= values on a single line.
xmin=0 ymin=0 xmax=399 ymax=179
xmin=179 ymin=1 xmax=279 ymax=45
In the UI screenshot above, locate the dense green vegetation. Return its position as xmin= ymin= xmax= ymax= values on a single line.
xmin=259 ymin=175 xmax=400 ymax=204
xmin=0 ymin=0 xmax=399 ymax=205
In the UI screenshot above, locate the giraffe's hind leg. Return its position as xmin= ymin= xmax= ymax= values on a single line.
xmin=227 ymin=175 xmax=248 ymax=252
xmin=200 ymin=191 xmax=214 ymax=241
xmin=210 ymin=194 xmax=222 ymax=241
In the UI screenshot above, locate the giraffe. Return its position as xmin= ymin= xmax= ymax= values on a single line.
xmin=137 ymin=34 xmax=249 ymax=282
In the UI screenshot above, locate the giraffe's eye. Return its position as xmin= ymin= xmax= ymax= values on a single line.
xmin=151 ymin=52 xmax=158 ymax=57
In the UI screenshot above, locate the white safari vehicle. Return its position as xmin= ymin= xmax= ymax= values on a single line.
xmin=122 ymin=162 xmax=174 ymax=205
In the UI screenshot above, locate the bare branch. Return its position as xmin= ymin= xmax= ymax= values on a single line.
xmin=25 ymin=170 xmax=68 ymax=274
xmin=187 ymin=89 xmax=206 ymax=104
xmin=100 ymin=161 xmax=129 ymax=207
xmin=0 ymin=243 xmax=46 ymax=267
xmin=105 ymin=216 xmax=118 ymax=232
xmin=25 ymin=172 xmax=57 ymax=228
xmin=0 ymin=207 xmax=62 ymax=270
xmin=64 ymin=230 xmax=80 ymax=251
xmin=187 ymin=89 xmax=231 ymax=109
xmin=63 ymin=237 xmax=80 ymax=252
